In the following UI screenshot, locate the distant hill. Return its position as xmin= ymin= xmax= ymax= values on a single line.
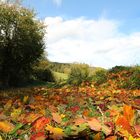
xmin=49 ymin=61 xmax=105 ymax=74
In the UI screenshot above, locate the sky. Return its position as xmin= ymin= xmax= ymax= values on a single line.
xmin=21 ymin=0 xmax=140 ymax=68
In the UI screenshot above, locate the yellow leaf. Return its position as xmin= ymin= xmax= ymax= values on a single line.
xmin=4 ymin=100 xmax=12 ymax=110
xmin=0 ymin=135 xmax=3 ymax=140
xmin=46 ymin=125 xmax=66 ymax=140
xmin=11 ymin=108 xmax=22 ymax=120
xmin=0 ymin=121 xmax=14 ymax=133
xmin=23 ymin=96 xmax=29 ymax=103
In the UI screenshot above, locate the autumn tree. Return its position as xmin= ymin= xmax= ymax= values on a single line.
xmin=0 ymin=3 xmax=45 ymax=87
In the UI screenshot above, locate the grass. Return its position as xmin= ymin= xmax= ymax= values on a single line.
xmin=53 ymin=71 xmax=68 ymax=81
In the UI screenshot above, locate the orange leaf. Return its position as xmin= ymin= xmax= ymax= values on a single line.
xmin=30 ymin=132 xmax=47 ymax=140
xmin=105 ymin=136 xmax=117 ymax=140
xmin=0 ymin=121 xmax=14 ymax=133
xmin=32 ymin=116 xmax=50 ymax=132
xmin=52 ymin=113 xmax=62 ymax=124
xmin=123 ymin=104 xmax=134 ymax=125
xmin=94 ymin=132 xmax=101 ymax=140
xmin=87 ymin=118 xmax=102 ymax=131
xmin=116 ymin=115 xmax=132 ymax=133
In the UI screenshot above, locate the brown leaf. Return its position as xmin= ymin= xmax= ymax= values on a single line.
xmin=52 ymin=113 xmax=62 ymax=124
xmin=87 ymin=118 xmax=102 ymax=131
xmin=105 ymin=136 xmax=117 ymax=140
xmin=73 ymin=118 xmax=86 ymax=126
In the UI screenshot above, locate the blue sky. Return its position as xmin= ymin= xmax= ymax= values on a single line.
xmin=22 ymin=0 xmax=140 ymax=68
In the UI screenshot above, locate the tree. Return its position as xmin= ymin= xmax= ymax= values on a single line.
xmin=0 ymin=3 xmax=45 ymax=87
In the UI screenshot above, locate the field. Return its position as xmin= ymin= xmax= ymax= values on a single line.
xmin=0 ymin=67 xmax=140 ymax=140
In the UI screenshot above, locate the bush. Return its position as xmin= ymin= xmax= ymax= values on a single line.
xmin=108 ymin=66 xmax=131 ymax=73
xmin=33 ymin=60 xmax=55 ymax=82
xmin=67 ymin=64 xmax=92 ymax=86
xmin=121 ymin=67 xmax=140 ymax=89
xmin=93 ymin=69 xmax=107 ymax=85
xmin=34 ymin=68 xmax=55 ymax=82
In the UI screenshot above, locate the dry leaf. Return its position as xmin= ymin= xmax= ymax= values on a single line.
xmin=123 ymin=104 xmax=134 ymax=125
xmin=52 ymin=113 xmax=62 ymax=123
xmin=116 ymin=115 xmax=132 ymax=134
xmin=87 ymin=118 xmax=102 ymax=131
xmin=0 ymin=121 xmax=14 ymax=133
xmin=30 ymin=132 xmax=47 ymax=140
xmin=105 ymin=136 xmax=117 ymax=140
xmin=46 ymin=124 xmax=66 ymax=140
xmin=32 ymin=116 xmax=50 ymax=132
xmin=73 ymin=118 xmax=86 ymax=126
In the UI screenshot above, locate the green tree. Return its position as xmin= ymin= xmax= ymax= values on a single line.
xmin=0 ymin=3 xmax=45 ymax=87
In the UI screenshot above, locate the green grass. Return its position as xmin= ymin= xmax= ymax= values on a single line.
xmin=53 ymin=71 xmax=68 ymax=81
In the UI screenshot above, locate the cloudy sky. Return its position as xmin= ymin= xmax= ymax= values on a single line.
xmin=22 ymin=0 xmax=140 ymax=68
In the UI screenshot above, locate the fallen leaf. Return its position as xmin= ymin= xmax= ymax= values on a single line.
xmin=32 ymin=116 xmax=50 ymax=132
xmin=105 ymin=136 xmax=117 ymax=140
xmin=0 ymin=121 xmax=15 ymax=133
xmin=134 ymin=125 xmax=140 ymax=136
xmin=52 ymin=113 xmax=62 ymax=123
xmin=116 ymin=115 xmax=132 ymax=134
xmin=123 ymin=104 xmax=134 ymax=125
xmin=30 ymin=132 xmax=47 ymax=140
xmin=0 ymin=135 xmax=2 ymax=140
xmin=93 ymin=132 xmax=101 ymax=140
xmin=73 ymin=118 xmax=86 ymax=126
xmin=87 ymin=118 xmax=102 ymax=131
xmin=46 ymin=124 xmax=66 ymax=140
xmin=11 ymin=108 xmax=22 ymax=120
xmin=102 ymin=125 xmax=112 ymax=136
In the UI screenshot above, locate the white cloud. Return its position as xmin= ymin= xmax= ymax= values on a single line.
xmin=52 ymin=0 xmax=62 ymax=6
xmin=44 ymin=16 xmax=140 ymax=68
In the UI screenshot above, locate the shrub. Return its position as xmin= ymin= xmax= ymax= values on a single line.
xmin=93 ymin=69 xmax=107 ymax=85
xmin=67 ymin=64 xmax=92 ymax=86
xmin=121 ymin=67 xmax=140 ymax=89
xmin=34 ymin=68 xmax=55 ymax=82
xmin=108 ymin=66 xmax=131 ymax=73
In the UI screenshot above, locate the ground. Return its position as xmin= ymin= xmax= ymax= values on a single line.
xmin=0 ymin=82 xmax=140 ymax=140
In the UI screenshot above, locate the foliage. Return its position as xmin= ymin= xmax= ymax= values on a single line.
xmin=109 ymin=66 xmax=131 ymax=74
xmin=0 ymin=3 xmax=45 ymax=87
xmin=33 ymin=60 xmax=55 ymax=82
xmin=67 ymin=64 xmax=92 ymax=86
xmin=93 ymin=69 xmax=108 ymax=85
xmin=0 ymin=82 xmax=140 ymax=139
xmin=120 ymin=67 xmax=140 ymax=89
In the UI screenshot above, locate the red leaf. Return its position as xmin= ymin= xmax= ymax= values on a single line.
xmin=32 ymin=116 xmax=50 ymax=132
xmin=70 ymin=106 xmax=80 ymax=113
xmin=30 ymin=132 xmax=47 ymax=140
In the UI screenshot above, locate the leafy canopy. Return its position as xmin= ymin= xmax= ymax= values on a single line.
xmin=0 ymin=3 xmax=45 ymax=87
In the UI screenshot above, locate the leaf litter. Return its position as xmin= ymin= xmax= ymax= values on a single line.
xmin=0 ymin=82 xmax=140 ymax=139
